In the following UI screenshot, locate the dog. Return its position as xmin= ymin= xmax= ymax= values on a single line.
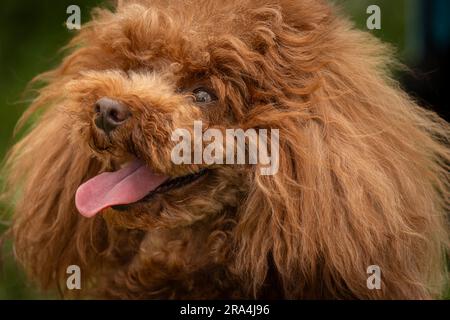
xmin=2 ymin=0 xmax=449 ymax=299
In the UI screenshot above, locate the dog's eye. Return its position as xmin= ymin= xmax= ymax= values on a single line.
xmin=192 ymin=88 xmax=217 ymax=104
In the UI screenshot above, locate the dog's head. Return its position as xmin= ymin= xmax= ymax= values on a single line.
xmin=62 ymin=1 xmax=332 ymax=242
xmin=4 ymin=0 xmax=449 ymax=299
xmin=64 ymin=0 xmax=327 ymax=232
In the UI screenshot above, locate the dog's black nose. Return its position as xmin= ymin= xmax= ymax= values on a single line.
xmin=94 ymin=98 xmax=130 ymax=134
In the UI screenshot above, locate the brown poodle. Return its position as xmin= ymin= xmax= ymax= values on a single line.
xmin=2 ymin=0 xmax=449 ymax=299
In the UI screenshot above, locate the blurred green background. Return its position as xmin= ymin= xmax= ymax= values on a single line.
xmin=0 ymin=0 xmax=448 ymax=299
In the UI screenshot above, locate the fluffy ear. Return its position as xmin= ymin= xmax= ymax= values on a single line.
xmin=0 ymin=2 xmax=136 ymax=295
xmin=233 ymin=4 xmax=449 ymax=299
xmin=0 ymin=20 xmax=116 ymax=295
xmin=3 ymin=105 xmax=107 ymax=295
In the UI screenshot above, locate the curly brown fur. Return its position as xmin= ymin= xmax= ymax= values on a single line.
xmin=2 ymin=0 xmax=450 ymax=299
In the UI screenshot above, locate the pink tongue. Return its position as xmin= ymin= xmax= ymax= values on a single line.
xmin=75 ymin=160 xmax=169 ymax=218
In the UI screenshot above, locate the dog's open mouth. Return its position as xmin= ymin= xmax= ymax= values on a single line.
xmin=75 ymin=160 xmax=207 ymax=218
xmin=112 ymin=168 xmax=208 ymax=212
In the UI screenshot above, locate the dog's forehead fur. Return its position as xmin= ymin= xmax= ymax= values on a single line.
xmin=75 ymin=0 xmax=329 ymax=74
